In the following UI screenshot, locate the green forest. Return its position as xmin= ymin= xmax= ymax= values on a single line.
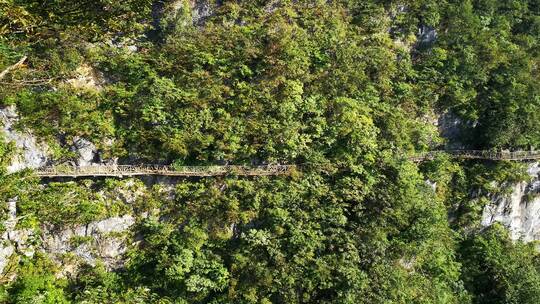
xmin=0 ymin=0 xmax=540 ymax=303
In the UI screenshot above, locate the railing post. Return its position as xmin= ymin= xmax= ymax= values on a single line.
xmin=32 ymin=150 xmax=540 ymax=178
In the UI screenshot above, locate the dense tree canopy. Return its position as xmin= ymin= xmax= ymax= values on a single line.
xmin=1 ymin=0 xmax=540 ymax=303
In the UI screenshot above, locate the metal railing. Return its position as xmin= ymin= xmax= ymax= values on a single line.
xmin=35 ymin=164 xmax=297 ymax=177
xmin=408 ymin=150 xmax=540 ymax=162
xmin=32 ymin=150 xmax=540 ymax=178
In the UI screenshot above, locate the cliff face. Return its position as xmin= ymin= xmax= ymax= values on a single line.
xmin=0 ymin=106 xmax=48 ymax=173
xmin=434 ymin=110 xmax=540 ymax=243
xmin=481 ymin=163 xmax=540 ymax=241
xmin=0 ymin=203 xmax=135 ymax=277
xmin=0 ymin=106 xmax=115 ymax=170
xmin=0 ymin=105 xmax=144 ymax=277
xmin=0 ymin=183 xmax=147 ymax=278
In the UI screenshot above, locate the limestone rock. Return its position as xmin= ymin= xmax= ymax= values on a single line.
xmin=41 ymin=215 xmax=135 ymax=269
xmin=0 ymin=198 xmax=34 ymax=274
xmin=481 ymin=163 xmax=540 ymax=242
xmin=65 ymin=64 xmax=105 ymax=91
xmin=88 ymin=216 xmax=136 ymax=234
xmin=69 ymin=136 xmax=117 ymax=166
xmin=436 ymin=111 xmax=473 ymax=149
xmin=0 ymin=196 xmax=136 ymax=278
xmin=162 ymin=0 xmax=217 ymax=28
xmin=6 ymin=229 xmax=34 ymax=258
xmin=0 ymin=243 xmax=14 ymax=275
xmin=417 ymin=25 xmax=437 ymax=46
xmin=4 ymin=198 xmax=16 ymax=231
xmin=71 ymin=136 xmax=98 ymax=166
xmin=0 ymin=105 xmax=49 ymax=173
xmin=191 ymin=0 xmax=214 ymax=25
xmin=96 ymin=237 xmax=130 ymax=269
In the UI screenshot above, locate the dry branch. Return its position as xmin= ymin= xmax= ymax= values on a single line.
xmin=0 ymin=56 xmax=27 ymax=81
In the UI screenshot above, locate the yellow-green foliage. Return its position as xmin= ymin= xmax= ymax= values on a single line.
xmin=1 ymin=1 xmax=540 ymax=303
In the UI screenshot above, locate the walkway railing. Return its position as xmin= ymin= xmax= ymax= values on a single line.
xmin=35 ymin=164 xmax=297 ymax=177
xmin=32 ymin=150 xmax=540 ymax=178
xmin=408 ymin=150 xmax=540 ymax=162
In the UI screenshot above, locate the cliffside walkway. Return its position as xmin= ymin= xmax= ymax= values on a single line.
xmin=34 ymin=150 xmax=540 ymax=178
xmin=35 ymin=164 xmax=297 ymax=177
xmin=408 ymin=150 xmax=540 ymax=162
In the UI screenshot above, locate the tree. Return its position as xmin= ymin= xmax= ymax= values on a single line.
xmin=6 ymin=255 xmax=69 ymax=304
xmin=459 ymin=224 xmax=540 ymax=304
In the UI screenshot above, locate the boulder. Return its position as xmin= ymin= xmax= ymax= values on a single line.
xmin=191 ymin=0 xmax=214 ymax=25
xmin=71 ymin=136 xmax=99 ymax=166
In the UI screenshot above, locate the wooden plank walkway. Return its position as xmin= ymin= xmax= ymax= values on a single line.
xmin=35 ymin=164 xmax=297 ymax=177
xmin=408 ymin=150 xmax=540 ymax=162
xmin=33 ymin=150 xmax=540 ymax=178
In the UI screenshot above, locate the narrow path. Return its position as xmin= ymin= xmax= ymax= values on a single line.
xmin=35 ymin=164 xmax=297 ymax=177
xmin=33 ymin=150 xmax=540 ymax=177
xmin=409 ymin=150 xmax=540 ymax=162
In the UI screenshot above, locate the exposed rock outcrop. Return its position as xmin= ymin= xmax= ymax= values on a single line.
xmin=0 ymin=198 xmax=34 ymax=276
xmin=0 ymin=194 xmax=139 ymax=278
xmin=437 ymin=111 xmax=464 ymax=149
xmin=41 ymin=215 xmax=136 ymax=271
xmin=156 ymin=0 xmax=218 ymax=31
xmin=481 ymin=163 xmax=540 ymax=242
xmin=1 ymin=106 xmax=114 ymax=170
xmin=0 ymin=106 xmax=49 ymax=173
xmin=190 ymin=0 xmax=215 ymax=25
xmin=65 ymin=64 xmax=105 ymax=91
xmin=435 ymin=111 xmax=480 ymax=150
xmin=0 ymin=244 xmax=14 ymax=277
xmin=71 ymin=136 xmax=99 ymax=166
xmin=417 ymin=25 xmax=437 ymax=47
xmin=69 ymin=134 xmax=118 ymax=167
xmin=0 ymin=198 xmax=18 ymax=275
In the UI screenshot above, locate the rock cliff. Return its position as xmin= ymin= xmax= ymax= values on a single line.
xmin=1 ymin=105 xmax=115 ymax=170
xmin=0 ymin=195 xmax=140 ymax=278
xmin=481 ymin=163 xmax=540 ymax=241
xmin=0 ymin=105 xmax=48 ymax=173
